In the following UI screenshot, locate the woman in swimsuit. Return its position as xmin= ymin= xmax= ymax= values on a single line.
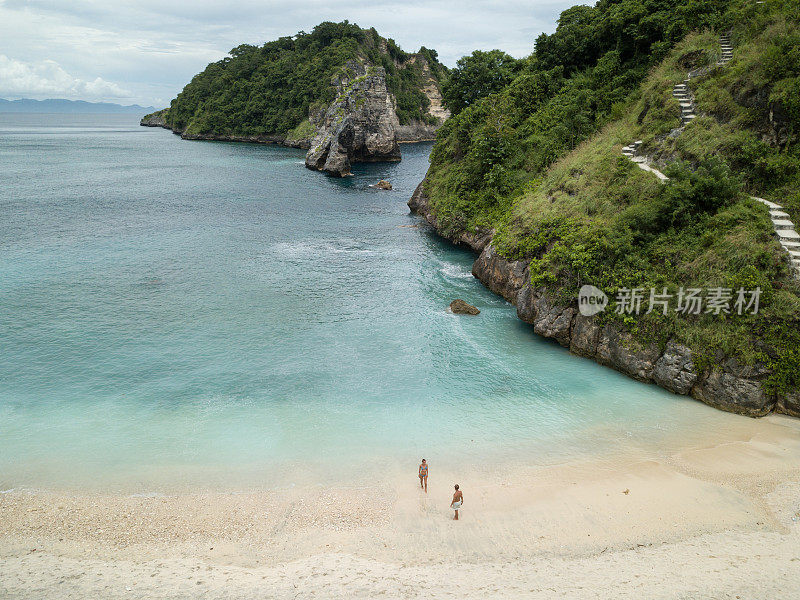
xmin=418 ymin=459 xmax=428 ymax=493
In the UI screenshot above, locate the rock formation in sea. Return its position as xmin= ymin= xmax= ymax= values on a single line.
xmin=305 ymin=61 xmax=401 ymax=177
xmin=449 ymin=299 xmax=480 ymax=315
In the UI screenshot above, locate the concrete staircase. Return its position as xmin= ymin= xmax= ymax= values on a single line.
xmin=673 ymin=82 xmax=697 ymax=126
xmin=619 ymin=33 xmax=800 ymax=279
xmin=752 ymin=197 xmax=800 ymax=276
xmin=621 ymin=140 xmax=642 ymax=159
xmin=719 ymin=33 xmax=733 ymax=65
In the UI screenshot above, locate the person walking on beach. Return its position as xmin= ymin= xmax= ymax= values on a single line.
xmin=418 ymin=459 xmax=428 ymax=493
xmin=450 ymin=484 xmax=463 ymax=520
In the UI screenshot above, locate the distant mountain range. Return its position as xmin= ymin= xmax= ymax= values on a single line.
xmin=0 ymin=98 xmax=157 ymax=114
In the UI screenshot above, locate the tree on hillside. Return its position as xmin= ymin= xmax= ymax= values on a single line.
xmin=441 ymin=50 xmax=521 ymax=115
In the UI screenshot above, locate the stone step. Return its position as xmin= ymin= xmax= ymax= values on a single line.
xmin=679 ymin=102 xmax=693 ymax=108
xmin=752 ymin=197 xmax=783 ymax=209
xmin=771 ymin=210 xmax=790 ymax=218
xmin=772 ymin=219 xmax=795 ymax=230
xmin=682 ymin=114 xmax=696 ymax=121
xmin=776 ymin=229 xmax=800 ymax=240
xmin=789 ymin=251 xmax=800 ymax=259
xmin=782 ymin=241 xmax=800 ymax=250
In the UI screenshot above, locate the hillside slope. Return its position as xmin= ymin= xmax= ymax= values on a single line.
xmin=411 ymin=0 xmax=800 ymax=417
xmin=142 ymin=21 xmax=448 ymax=175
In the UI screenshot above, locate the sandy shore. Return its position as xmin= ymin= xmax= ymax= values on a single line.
xmin=2 ymin=414 xmax=800 ymax=599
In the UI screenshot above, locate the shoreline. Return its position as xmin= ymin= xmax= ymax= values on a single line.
xmin=140 ymin=120 xmax=438 ymax=149
xmin=3 ymin=414 xmax=800 ymax=598
xmin=408 ymin=182 xmax=800 ymax=420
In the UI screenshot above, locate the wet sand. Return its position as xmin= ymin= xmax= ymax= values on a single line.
xmin=2 ymin=414 xmax=800 ymax=599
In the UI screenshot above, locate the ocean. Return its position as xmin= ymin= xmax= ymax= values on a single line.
xmin=0 ymin=113 xmax=746 ymax=492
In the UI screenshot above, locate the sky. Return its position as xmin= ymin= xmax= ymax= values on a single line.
xmin=0 ymin=0 xmax=582 ymax=108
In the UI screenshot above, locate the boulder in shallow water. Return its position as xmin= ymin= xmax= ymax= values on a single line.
xmin=374 ymin=180 xmax=392 ymax=190
xmin=449 ymin=299 xmax=480 ymax=315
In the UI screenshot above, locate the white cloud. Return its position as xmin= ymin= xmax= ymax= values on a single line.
xmin=0 ymin=55 xmax=132 ymax=100
xmin=0 ymin=0 xmax=583 ymax=106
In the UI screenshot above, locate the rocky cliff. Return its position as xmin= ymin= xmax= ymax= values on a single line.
xmin=409 ymin=183 xmax=798 ymax=419
xmin=305 ymin=62 xmax=401 ymax=176
xmin=140 ymin=110 xmax=168 ymax=128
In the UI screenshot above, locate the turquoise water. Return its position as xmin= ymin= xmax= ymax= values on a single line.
xmin=0 ymin=114 xmax=743 ymax=492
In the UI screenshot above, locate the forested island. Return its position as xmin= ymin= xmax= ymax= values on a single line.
xmin=142 ymin=22 xmax=449 ymax=175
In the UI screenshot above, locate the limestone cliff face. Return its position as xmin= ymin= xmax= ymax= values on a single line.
xmin=305 ymin=61 xmax=401 ymax=177
xmin=396 ymin=54 xmax=450 ymax=142
xmin=409 ymin=181 xmax=795 ymax=419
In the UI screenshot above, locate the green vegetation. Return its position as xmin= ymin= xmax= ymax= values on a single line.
xmin=442 ymin=50 xmax=522 ymax=115
xmin=285 ymin=119 xmax=317 ymax=141
xmin=161 ymin=21 xmax=447 ymax=137
xmin=423 ymin=0 xmax=800 ymax=394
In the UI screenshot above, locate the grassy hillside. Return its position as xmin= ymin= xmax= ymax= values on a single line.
xmin=422 ymin=0 xmax=800 ymax=395
xmin=157 ymin=21 xmax=447 ymax=137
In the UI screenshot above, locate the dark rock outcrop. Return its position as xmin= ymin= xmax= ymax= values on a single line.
xmin=450 ymin=299 xmax=480 ymax=315
xmin=596 ymin=326 xmax=660 ymax=382
xmin=653 ymin=341 xmax=698 ymax=394
xmin=471 ymin=244 xmax=527 ymax=303
xmin=691 ymin=367 xmax=774 ymax=417
xmin=777 ymin=391 xmax=800 ymax=417
xmin=517 ymin=291 xmax=575 ymax=348
xmin=570 ymin=315 xmax=602 ymax=358
xmin=397 ymin=120 xmax=440 ymax=142
xmin=305 ymin=61 xmax=401 ymax=176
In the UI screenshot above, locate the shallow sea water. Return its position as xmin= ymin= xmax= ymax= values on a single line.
xmin=0 ymin=114 xmax=750 ymax=492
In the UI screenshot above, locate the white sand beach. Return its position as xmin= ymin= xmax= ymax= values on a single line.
xmin=2 ymin=414 xmax=799 ymax=599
